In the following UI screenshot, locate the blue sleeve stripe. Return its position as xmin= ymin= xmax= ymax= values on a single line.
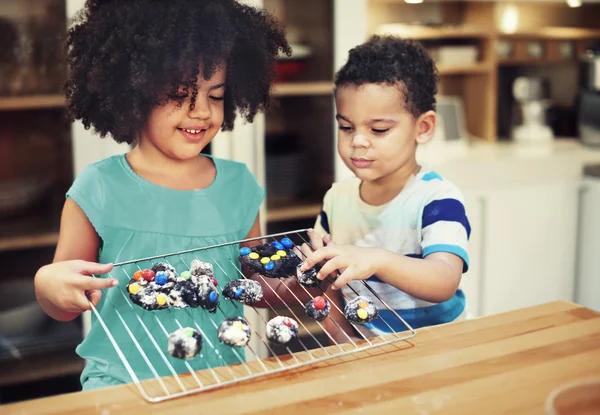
xmin=319 ymin=210 xmax=330 ymax=234
xmin=422 ymin=244 xmax=470 ymax=273
xmin=422 ymin=171 xmax=443 ymax=181
xmin=422 ymin=198 xmax=471 ymax=238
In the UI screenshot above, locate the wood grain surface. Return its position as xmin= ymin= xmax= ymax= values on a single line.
xmin=4 ymin=301 xmax=600 ymax=414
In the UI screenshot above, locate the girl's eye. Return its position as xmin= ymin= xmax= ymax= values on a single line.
xmin=210 ymin=96 xmax=225 ymax=101
xmin=338 ymin=125 xmax=353 ymax=132
xmin=372 ymin=128 xmax=389 ymax=134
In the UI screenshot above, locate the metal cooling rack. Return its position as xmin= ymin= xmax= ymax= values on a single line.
xmin=88 ymin=229 xmax=416 ymax=403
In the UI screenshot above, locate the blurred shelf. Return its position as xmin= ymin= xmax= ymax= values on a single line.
xmin=0 ymin=232 xmax=60 ymax=253
xmin=498 ymin=58 xmax=574 ymax=66
xmin=374 ymin=24 xmax=490 ymax=40
xmin=438 ymin=63 xmax=492 ymax=75
xmin=497 ymin=27 xmax=600 ymax=40
xmin=272 ymin=82 xmax=334 ymax=97
xmin=0 ymin=95 xmax=66 ymax=111
xmin=266 ymin=203 xmax=322 ymax=223
xmin=0 ymin=351 xmax=84 ymax=387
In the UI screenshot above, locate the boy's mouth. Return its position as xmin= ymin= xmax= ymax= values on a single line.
xmin=351 ymin=158 xmax=373 ymax=169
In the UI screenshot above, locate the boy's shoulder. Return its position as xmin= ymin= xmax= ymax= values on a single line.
xmin=414 ymin=169 xmax=465 ymax=203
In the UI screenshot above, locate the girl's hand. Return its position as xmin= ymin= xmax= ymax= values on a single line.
xmin=300 ymin=245 xmax=385 ymax=290
xmin=35 ymin=260 xmax=117 ymax=318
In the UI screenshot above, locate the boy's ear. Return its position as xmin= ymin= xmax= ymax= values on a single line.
xmin=415 ymin=110 xmax=437 ymax=144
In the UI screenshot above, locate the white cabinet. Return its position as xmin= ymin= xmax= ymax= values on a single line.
xmin=458 ymin=179 xmax=580 ymax=317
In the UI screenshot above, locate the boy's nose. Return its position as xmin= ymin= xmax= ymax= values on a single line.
xmin=351 ymin=134 xmax=370 ymax=148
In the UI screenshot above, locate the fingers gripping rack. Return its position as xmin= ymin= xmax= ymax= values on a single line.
xmin=88 ymin=229 xmax=416 ymax=403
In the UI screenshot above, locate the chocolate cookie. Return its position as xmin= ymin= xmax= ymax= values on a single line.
xmin=223 ymin=279 xmax=263 ymax=305
xmin=266 ymin=316 xmax=299 ymax=345
xmin=305 ymin=296 xmax=330 ymax=322
xmin=168 ymin=327 xmax=202 ymax=359
xmin=217 ymin=317 xmax=251 ymax=347
xmin=238 ymin=238 xmax=301 ymax=278
xmin=344 ymin=296 xmax=378 ymax=324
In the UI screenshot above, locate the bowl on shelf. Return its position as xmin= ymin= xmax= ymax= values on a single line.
xmin=0 ymin=177 xmax=51 ymax=219
xmin=0 ymin=278 xmax=48 ymax=337
xmin=275 ymin=43 xmax=312 ymax=83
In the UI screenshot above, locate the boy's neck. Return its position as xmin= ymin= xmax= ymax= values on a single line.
xmin=359 ymin=159 xmax=421 ymax=206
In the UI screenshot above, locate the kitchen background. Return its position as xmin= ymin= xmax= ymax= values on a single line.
xmin=1 ymin=0 xmax=600 ymax=405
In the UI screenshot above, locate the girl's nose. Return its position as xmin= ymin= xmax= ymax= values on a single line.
xmin=189 ymin=96 xmax=211 ymax=120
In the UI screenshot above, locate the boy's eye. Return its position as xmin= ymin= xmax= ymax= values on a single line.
xmin=338 ymin=125 xmax=353 ymax=132
xmin=372 ymin=128 xmax=389 ymax=134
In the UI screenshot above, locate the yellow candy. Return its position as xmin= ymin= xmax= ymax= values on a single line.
xmin=156 ymin=294 xmax=168 ymax=306
xmin=270 ymin=255 xmax=281 ymax=261
xmin=232 ymin=321 xmax=245 ymax=330
xmin=276 ymin=250 xmax=287 ymax=257
xmin=128 ymin=283 xmax=141 ymax=295
xmin=359 ymin=301 xmax=369 ymax=309
xmin=249 ymin=252 xmax=259 ymax=260
xmin=357 ymin=309 xmax=368 ymax=320
xmin=260 ymin=257 xmax=270 ymax=264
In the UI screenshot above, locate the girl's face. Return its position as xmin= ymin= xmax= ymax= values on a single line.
xmin=139 ymin=64 xmax=227 ymax=161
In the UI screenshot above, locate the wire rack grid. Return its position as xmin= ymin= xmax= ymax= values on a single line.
xmin=87 ymin=229 xmax=416 ymax=403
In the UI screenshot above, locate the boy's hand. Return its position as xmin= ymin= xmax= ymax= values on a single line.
xmin=300 ymin=245 xmax=385 ymax=290
xmin=35 ymin=260 xmax=117 ymax=317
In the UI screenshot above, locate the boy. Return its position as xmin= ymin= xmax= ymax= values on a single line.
xmin=300 ymin=35 xmax=471 ymax=341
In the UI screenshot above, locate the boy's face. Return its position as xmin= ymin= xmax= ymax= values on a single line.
xmin=335 ymin=83 xmax=435 ymax=184
xmin=140 ymin=64 xmax=226 ymax=161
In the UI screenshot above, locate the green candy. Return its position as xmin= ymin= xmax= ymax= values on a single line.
xmin=181 ymin=271 xmax=191 ymax=280
xmin=184 ymin=329 xmax=195 ymax=338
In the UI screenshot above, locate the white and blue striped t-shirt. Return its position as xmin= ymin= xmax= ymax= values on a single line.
xmin=313 ymin=169 xmax=471 ymax=332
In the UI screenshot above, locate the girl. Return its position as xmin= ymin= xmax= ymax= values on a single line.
xmin=34 ymin=0 xmax=293 ymax=391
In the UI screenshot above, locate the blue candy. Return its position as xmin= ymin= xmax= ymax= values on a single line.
xmin=155 ymin=272 xmax=168 ymax=285
xmin=239 ymin=247 xmax=252 ymax=256
xmin=264 ymin=262 xmax=275 ymax=271
xmin=234 ymin=287 xmax=243 ymax=298
xmin=209 ymin=291 xmax=218 ymax=303
xmin=281 ymin=238 xmax=293 ymax=249
xmin=271 ymin=241 xmax=285 ymax=250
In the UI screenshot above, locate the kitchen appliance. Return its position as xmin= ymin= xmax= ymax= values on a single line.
xmin=577 ymin=43 xmax=600 ymax=146
xmin=575 ymin=164 xmax=600 ymax=312
xmin=511 ymin=76 xmax=554 ymax=145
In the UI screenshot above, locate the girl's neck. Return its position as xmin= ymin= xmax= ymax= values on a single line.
xmin=127 ymin=141 xmax=215 ymax=191
xmin=360 ymin=158 xmax=421 ymax=206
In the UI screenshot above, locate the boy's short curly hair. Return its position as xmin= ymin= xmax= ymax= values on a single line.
xmin=65 ymin=0 xmax=290 ymax=144
xmin=335 ymin=35 xmax=438 ymax=117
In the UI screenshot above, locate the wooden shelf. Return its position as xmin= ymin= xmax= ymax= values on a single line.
xmin=0 ymin=95 xmax=66 ymax=111
xmin=375 ymin=24 xmax=490 ymax=40
xmin=438 ymin=63 xmax=492 ymax=76
xmin=498 ymin=27 xmax=600 ymax=40
xmin=266 ymin=203 xmax=321 ymax=223
xmin=0 ymin=232 xmax=60 ymax=253
xmin=0 ymin=351 xmax=84 ymax=387
xmin=271 ymin=82 xmax=334 ymax=97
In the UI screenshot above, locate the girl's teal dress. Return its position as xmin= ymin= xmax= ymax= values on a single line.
xmin=66 ymin=154 xmax=264 ymax=391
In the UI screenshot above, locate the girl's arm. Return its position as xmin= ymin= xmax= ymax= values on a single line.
xmin=241 ymin=215 xmax=326 ymax=307
xmin=34 ymin=199 xmax=116 ymax=321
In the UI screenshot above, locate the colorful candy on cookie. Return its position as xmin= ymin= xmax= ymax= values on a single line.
xmin=223 ymin=279 xmax=263 ymax=305
xmin=305 ymin=296 xmax=330 ymax=322
xmin=217 ymin=317 xmax=251 ymax=347
xmin=168 ymin=327 xmax=202 ymax=359
xmin=344 ymin=295 xmax=378 ymax=324
xmin=266 ymin=316 xmax=299 ymax=345
xmin=127 ymin=279 xmax=170 ymax=311
xmin=238 ymin=241 xmax=301 ymax=279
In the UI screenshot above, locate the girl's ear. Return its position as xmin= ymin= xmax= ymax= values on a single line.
xmin=415 ymin=110 xmax=437 ymax=145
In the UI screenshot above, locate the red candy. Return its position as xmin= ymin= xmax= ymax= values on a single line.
xmin=210 ymin=277 xmax=218 ymax=286
xmin=142 ymin=269 xmax=155 ymax=281
xmin=133 ymin=270 xmax=143 ymax=281
xmin=313 ymin=296 xmax=326 ymax=311
xmin=283 ymin=318 xmax=292 ymax=327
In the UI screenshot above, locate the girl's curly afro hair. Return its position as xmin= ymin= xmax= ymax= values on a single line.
xmin=335 ymin=35 xmax=438 ymax=117
xmin=65 ymin=0 xmax=291 ymax=144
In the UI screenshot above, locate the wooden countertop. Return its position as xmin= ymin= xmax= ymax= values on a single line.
xmin=4 ymin=301 xmax=600 ymax=414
